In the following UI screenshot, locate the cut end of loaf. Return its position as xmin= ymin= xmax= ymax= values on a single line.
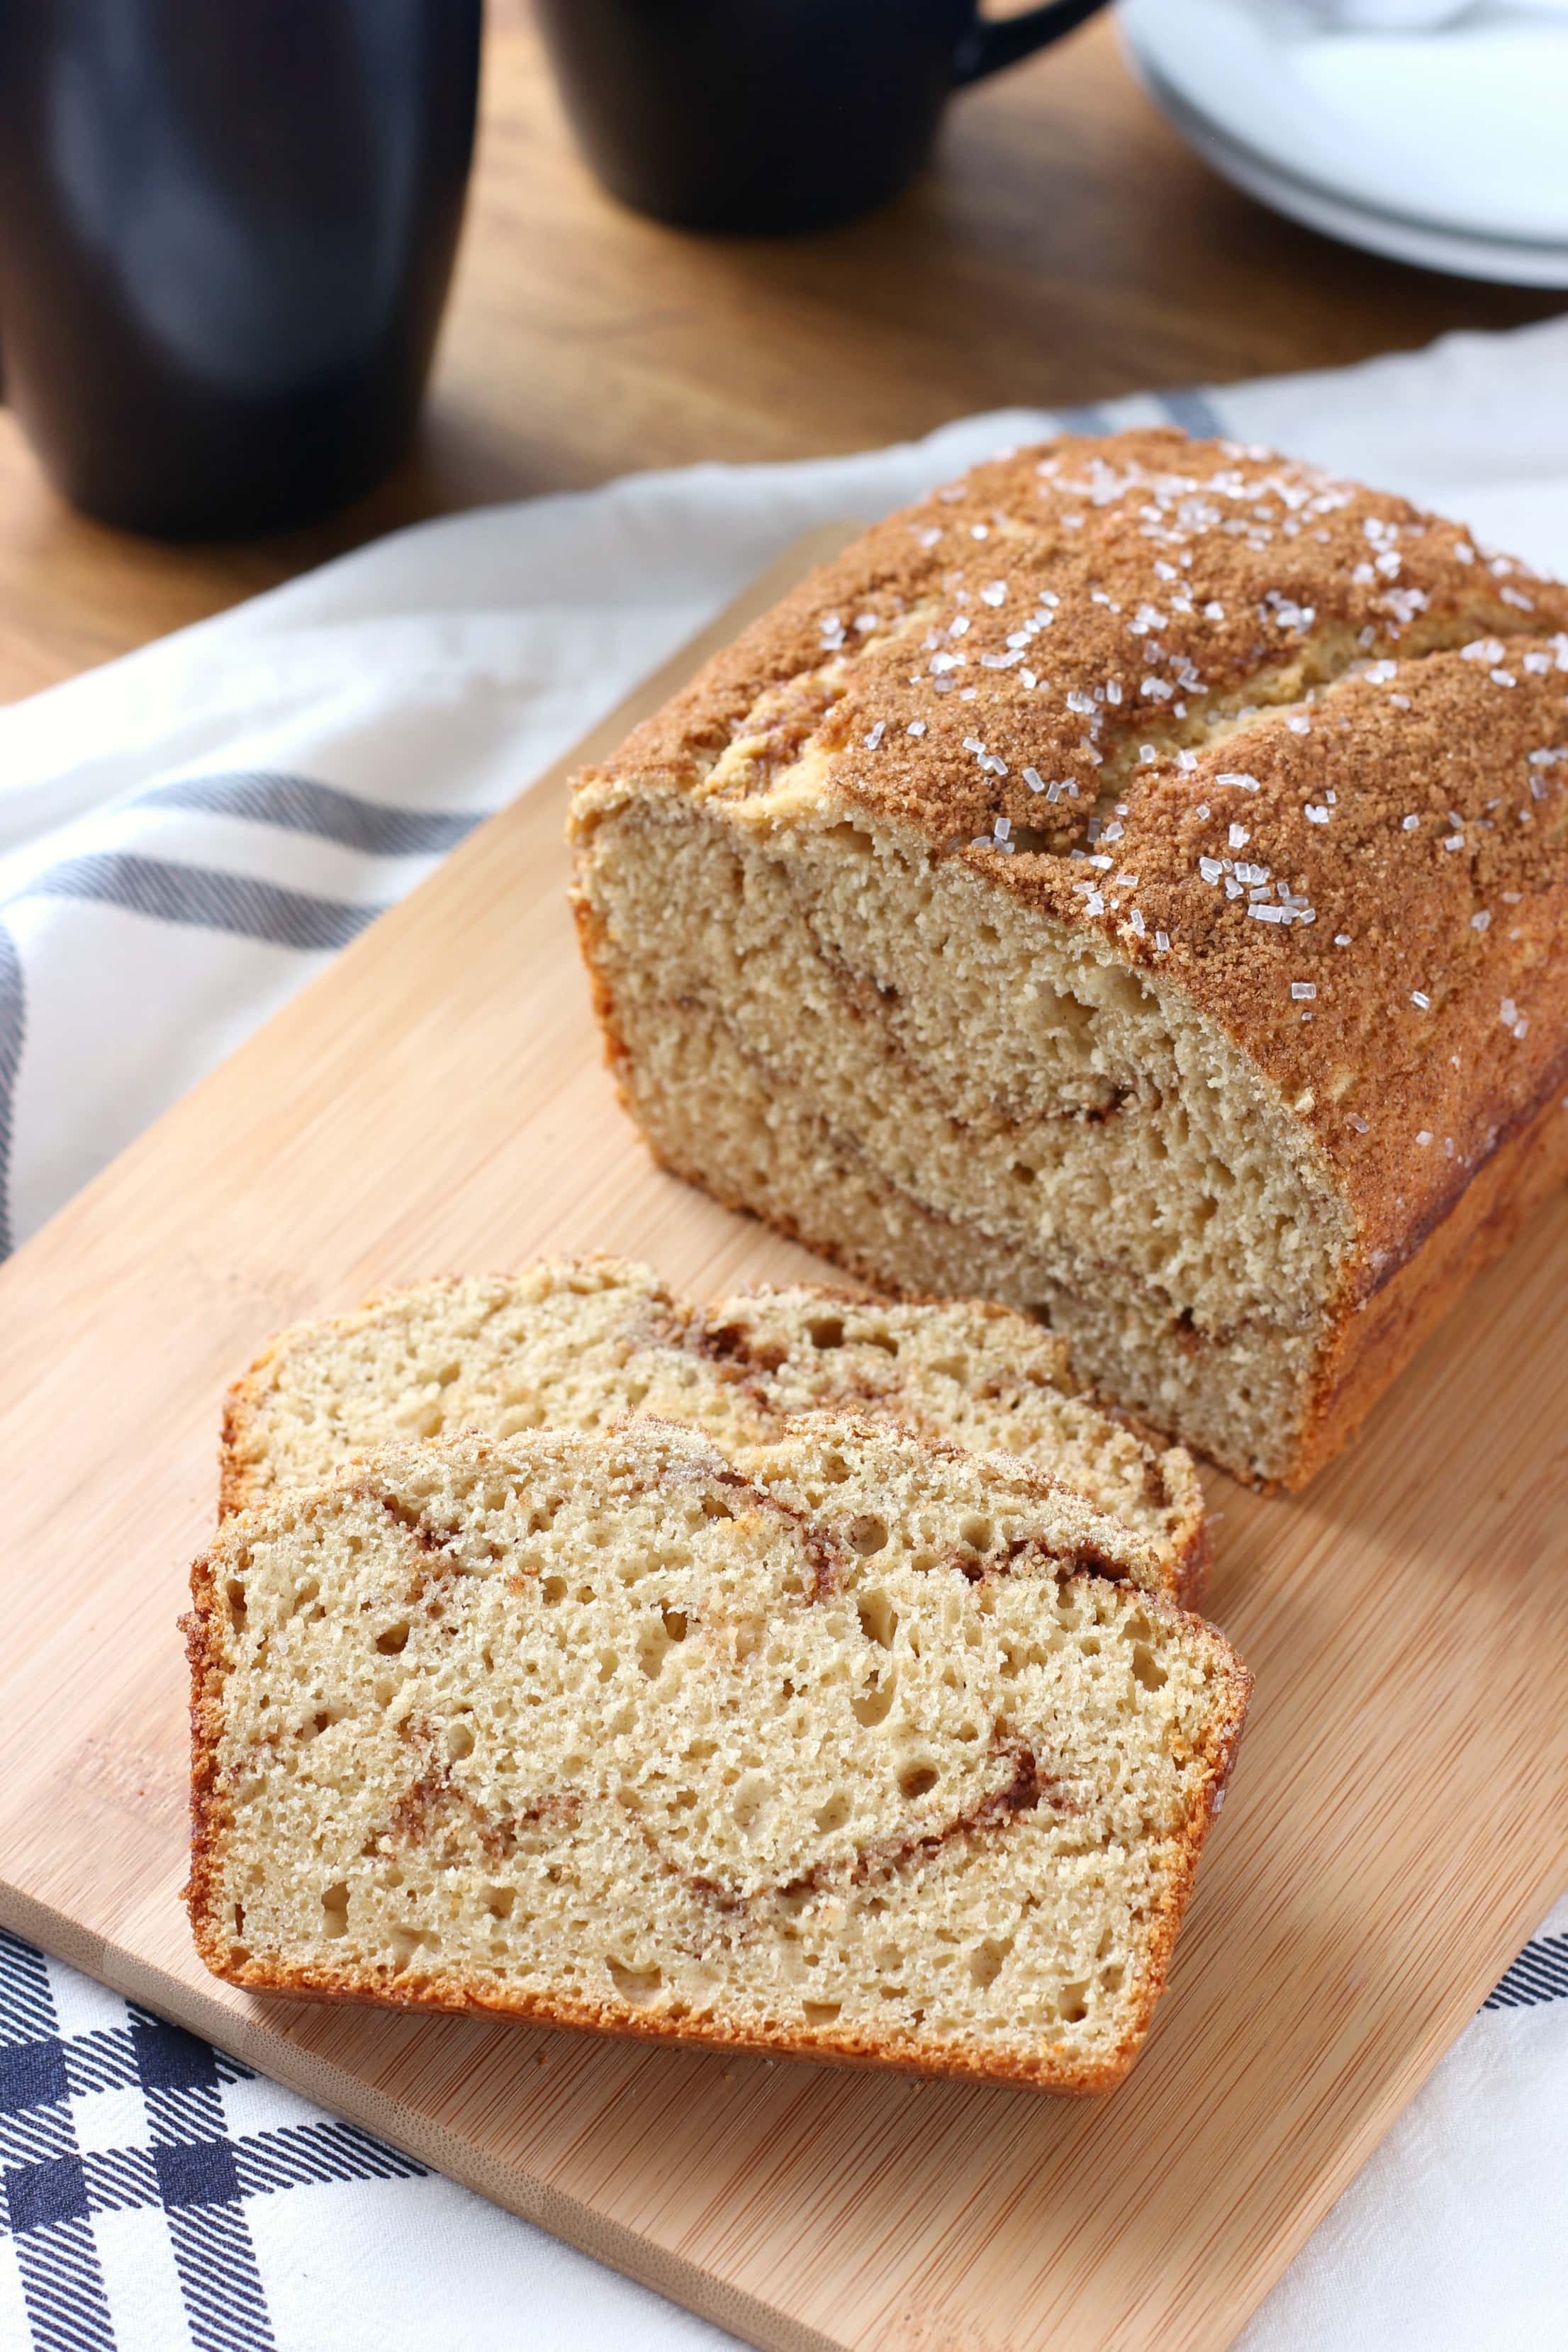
xmin=189 ymin=1421 xmax=1247 ymax=2093
xmin=573 ymin=806 xmax=1345 ymax=1485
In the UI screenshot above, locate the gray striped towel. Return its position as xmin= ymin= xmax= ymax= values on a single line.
xmin=1 ymin=315 xmax=1564 ymax=2349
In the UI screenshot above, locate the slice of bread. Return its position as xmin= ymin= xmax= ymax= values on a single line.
xmin=186 ymin=1418 xmax=1248 ymax=2092
xmin=695 ymin=1282 xmax=1207 ymax=1598
xmin=219 ymin=1257 xmax=1206 ymax=1601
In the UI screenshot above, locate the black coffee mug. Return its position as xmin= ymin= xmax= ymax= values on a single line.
xmin=534 ymin=0 xmax=1111 ymax=235
xmin=0 ymin=0 xmax=480 ymax=539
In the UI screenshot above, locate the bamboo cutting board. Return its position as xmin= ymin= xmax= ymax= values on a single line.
xmin=1 ymin=534 xmax=1567 ymax=2352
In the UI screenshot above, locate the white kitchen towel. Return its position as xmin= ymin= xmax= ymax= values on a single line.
xmin=1 ymin=313 xmax=1565 ymax=2351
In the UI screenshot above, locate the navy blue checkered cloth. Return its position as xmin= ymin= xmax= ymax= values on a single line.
xmin=4 ymin=1914 xmax=1564 ymax=2349
xmin=0 ymin=1930 xmax=422 ymax=2350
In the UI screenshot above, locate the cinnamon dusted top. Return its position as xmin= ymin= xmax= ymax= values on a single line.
xmin=573 ymin=430 xmax=1568 ymax=1275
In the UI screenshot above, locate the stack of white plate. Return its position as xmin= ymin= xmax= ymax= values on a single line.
xmin=1118 ymin=0 xmax=1568 ymax=286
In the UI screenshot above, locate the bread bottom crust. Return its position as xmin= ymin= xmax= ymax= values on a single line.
xmin=189 ymin=1949 xmax=1146 ymax=2096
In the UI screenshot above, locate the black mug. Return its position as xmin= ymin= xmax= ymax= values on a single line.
xmin=534 ymin=0 xmax=1111 ymax=235
xmin=0 ymin=0 xmax=480 ymax=539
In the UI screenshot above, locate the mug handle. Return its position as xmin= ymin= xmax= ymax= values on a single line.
xmin=953 ymin=0 xmax=1112 ymax=84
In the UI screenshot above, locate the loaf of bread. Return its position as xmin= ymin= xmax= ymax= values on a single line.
xmin=186 ymin=1418 xmax=1248 ymax=2091
xmin=220 ymin=1258 xmax=1205 ymax=1600
xmin=570 ymin=430 xmax=1568 ymax=1486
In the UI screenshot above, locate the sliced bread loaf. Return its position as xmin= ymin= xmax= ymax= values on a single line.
xmin=220 ymin=1257 xmax=1205 ymax=1600
xmin=187 ymin=1418 xmax=1248 ymax=2091
xmin=569 ymin=430 xmax=1568 ymax=1486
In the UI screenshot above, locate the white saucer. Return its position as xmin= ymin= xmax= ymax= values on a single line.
xmin=1119 ymin=0 xmax=1568 ymax=287
xmin=1121 ymin=33 xmax=1568 ymax=285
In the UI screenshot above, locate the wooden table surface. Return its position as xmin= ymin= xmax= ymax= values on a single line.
xmin=0 ymin=9 xmax=1554 ymax=705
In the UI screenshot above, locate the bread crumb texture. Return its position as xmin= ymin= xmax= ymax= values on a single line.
xmin=570 ymin=430 xmax=1568 ymax=1484
xmin=221 ymin=1257 xmax=1206 ymax=1601
xmin=188 ymin=1421 xmax=1248 ymax=2093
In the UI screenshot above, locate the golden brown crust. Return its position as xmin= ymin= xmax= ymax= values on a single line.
xmin=570 ymin=430 xmax=1568 ymax=1484
xmin=1168 ymin=1499 xmax=1212 ymax=1611
xmin=184 ymin=1433 xmax=1248 ymax=2095
xmin=215 ymin=1389 xmax=254 ymax=1521
xmin=181 ymin=1545 xmax=232 ymax=1956
xmin=576 ymin=430 xmax=1567 ymax=831
xmin=1283 ymin=1034 xmax=1568 ymax=1488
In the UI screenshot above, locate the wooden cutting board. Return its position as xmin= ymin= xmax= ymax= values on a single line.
xmin=1 ymin=532 xmax=1566 ymax=2352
